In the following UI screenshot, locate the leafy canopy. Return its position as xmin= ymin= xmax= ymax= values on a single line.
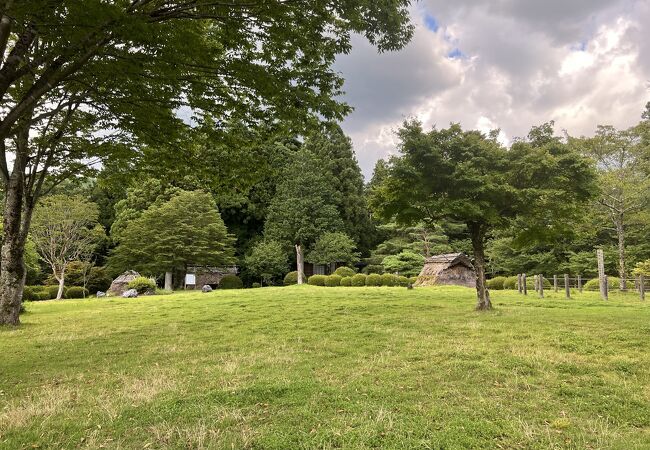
xmin=307 ymin=232 xmax=360 ymax=266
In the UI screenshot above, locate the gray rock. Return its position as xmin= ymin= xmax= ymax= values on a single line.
xmin=96 ymin=291 xmax=106 ymax=298
xmin=201 ymin=285 xmax=213 ymax=293
xmin=122 ymin=289 xmax=138 ymax=298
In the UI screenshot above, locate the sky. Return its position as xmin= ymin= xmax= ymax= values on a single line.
xmin=335 ymin=0 xmax=650 ymax=178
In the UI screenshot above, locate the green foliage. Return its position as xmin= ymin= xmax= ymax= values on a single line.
xmin=45 ymin=261 xmax=112 ymax=294
xmin=325 ymin=275 xmax=342 ymax=287
xmin=245 ymin=240 xmax=289 ymax=285
xmin=397 ymin=276 xmax=409 ymax=287
xmin=307 ymin=232 xmax=360 ymax=266
xmin=265 ymin=150 xmax=343 ymax=249
xmin=584 ymin=277 xmax=621 ymax=291
xmin=219 ymin=275 xmax=243 ymax=290
xmin=284 ymin=271 xmax=298 ymax=286
xmin=381 ymin=250 xmax=425 ymax=277
xmin=251 ymin=283 xmax=262 ymax=289
xmin=351 ymin=274 xmax=367 ymax=287
xmin=340 ymin=276 xmax=352 ymax=287
xmin=22 ymin=286 xmax=38 ymax=302
xmin=366 ymin=274 xmax=382 ymax=286
xmin=363 ymin=264 xmax=385 ymax=275
xmin=486 ymin=277 xmax=507 ymax=290
xmin=632 ymin=260 xmax=650 ymax=276
xmin=409 ymin=276 xmax=418 ymax=284
xmin=154 ymin=289 xmax=174 ymax=296
xmin=65 ymin=287 xmax=89 ymax=299
xmin=127 ymin=277 xmax=157 ymax=294
xmin=37 ymin=291 xmax=51 ymax=301
xmin=46 ymin=286 xmax=64 ymax=300
xmin=308 ymin=275 xmax=327 ymax=286
xmin=333 ymin=267 xmax=356 ymax=278
xmin=110 ymin=190 xmax=236 ymax=275
xmin=503 ymin=276 xmax=519 ymax=290
xmin=380 ymin=273 xmax=397 ymax=286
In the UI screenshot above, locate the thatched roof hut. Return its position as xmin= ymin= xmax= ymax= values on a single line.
xmin=108 ymin=270 xmax=141 ymax=295
xmin=415 ymin=253 xmax=476 ymax=288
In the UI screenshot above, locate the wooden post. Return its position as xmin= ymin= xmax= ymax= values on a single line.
xmin=534 ymin=275 xmax=539 ymax=292
xmin=553 ymin=275 xmax=558 ymax=293
xmin=517 ymin=274 xmax=522 ymax=293
xmin=603 ymin=275 xmax=609 ymax=301
xmin=564 ymin=274 xmax=570 ymax=299
xmin=538 ymin=274 xmax=544 ymax=298
xmin=577 ymin=274 xmax=582 ymax=293
xmin=597 ymin=249 xmax=607 ymax=300
xmin=522 ymin=273 xmax=527 ymax=296
xmin=641 ymin=275 xmax=645 ymax=301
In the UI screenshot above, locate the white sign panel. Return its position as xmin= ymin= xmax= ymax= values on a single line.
xmin=185 ymin=274 xmax=196 ymax=285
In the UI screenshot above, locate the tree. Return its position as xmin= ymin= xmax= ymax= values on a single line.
xmin=30 ymin=195 xmax=103 ymax=299
xmin=372 ymin=121 xmax=596 ymax=310
xmin=381 ymin=251 xmax=424 ymax=276
xmin=305 ymin=124 xmax=375 ymax=253
xmin=0 ymin=1 xmax=414 ymax=325
xmin=572 ymin=125 xmax=650 ymax=289
xmin=307 ymin=232 xmax=360 ymax=267
xmin=109 ymin=190 xmax=235 ymax=284
xmin=244 ymin=240 xmax=288 ymax=286
xmin=265 ymin=150 xmax=343 ymax=284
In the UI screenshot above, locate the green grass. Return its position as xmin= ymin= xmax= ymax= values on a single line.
xmin=1 ymin=286 xmax=649 ymax=449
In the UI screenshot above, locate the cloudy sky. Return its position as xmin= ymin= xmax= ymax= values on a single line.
xmin=335 ymin=0 xmax=650 ymax=178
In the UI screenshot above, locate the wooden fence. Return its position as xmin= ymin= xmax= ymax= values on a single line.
xmin=514 ymin=273 xmax=645 ymax=301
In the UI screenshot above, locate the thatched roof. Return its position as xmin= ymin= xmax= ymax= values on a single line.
xmin=111 ymin=270 xmax=141 ymax=284
xmin=423 ymin=253 xmax=473 ymax=269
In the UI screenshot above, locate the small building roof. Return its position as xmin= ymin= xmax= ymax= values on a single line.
xmin=423 ymin=253 xmax=473 ymax=269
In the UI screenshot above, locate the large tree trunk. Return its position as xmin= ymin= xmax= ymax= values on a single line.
xmin=0 ymin=161 xmax=27 ymax=325
xmin=470 ymin=223 xmax=491 ymax=311
xmin=295 ymin=244 xmax=305 ymax=285
xmin=164 ymin=271 xmax=173 ymax=290
xmin=615 ymin=215 xmax=627 ymax=291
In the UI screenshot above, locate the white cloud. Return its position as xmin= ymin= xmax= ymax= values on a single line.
xmin=335 ymin=1 xmax=650 ymax=178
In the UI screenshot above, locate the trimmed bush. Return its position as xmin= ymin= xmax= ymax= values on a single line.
xmin=325 ymin=275 xmax=342 ymax=287
xmin=22 ymin=286 xmax=38 ymax=301
xmin=46 ymin=285 xmax=67 ymax=299
xmin=397 ymin=276 xmax=409 ymax=287
xmin=486 ymin=276 xmax=507 ymax=290
xmin=366 ymin=273 xmax=381 ymax=286
xmin=363 ymin=264 xmax=384 ymax=275
xmin=37 ymin=291 xmax=51 ymax=301
xmin=308 ymin=275 xmax=327 ymax=286
xmin=65 ymin=286 xmax=89 ymax=299
xmin=409 ymin=276 xmax=418 ymax=285
xmin=503 ymin=276 xmax=518 ymax=290
xmin=584 ymin=277 xmax=620 ymax=291
xmin=340 ymin=276 xmax=352 ymax=287
xmin=380 ymin=273 xmax=397 ymax=286
xmin=128 ymin=276 xmax=157 ymax=294
xmin=251 ymin=282 xmax=262 ymax=288
xmin=351 ymin=274 xmax=367 ymax=287
xmin=333 ymin=266 xmax=356 ymax=278
xmin=220 ymin=274 xmax=243 ymax=289
xmin=284 ymin=271 xmax=298 ymax=286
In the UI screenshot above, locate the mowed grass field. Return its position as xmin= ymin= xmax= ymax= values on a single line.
xmin=1 ymin=286 xmax=649 ymax=449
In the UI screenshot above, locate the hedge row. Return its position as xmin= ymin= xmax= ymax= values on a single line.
xmin=309 ymin=273 xmax=417 ymax=287
xmin=22 ymin=285 xmax=89 ymax=301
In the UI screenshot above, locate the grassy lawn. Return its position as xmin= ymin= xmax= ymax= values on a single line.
xmin=1 ymin=286 xmax=649 ymax=449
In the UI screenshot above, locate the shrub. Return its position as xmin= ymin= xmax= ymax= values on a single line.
xmin=486 ymin=276 xmax=507 ymax=290
xmin=155 ymin=288 xmax=173 ymax=295
xmin=284 ymin=271 xmax=298 ymax=286
xmin=340 ymin=276 xmax=352 ymax=287
xmin=37 ymin=291 xmax=51 ymax=301
xmin=65 ymin=286 xmax=89 ymax=299
xmin=333 ymin=266 xmax=356 ymax=278
xmin=22 ymin=286 xmax=38 ymax=301
xmin=220 ymin=274 xmax=243 ymax=289
xmin=503 ymin=276 xmax=519 ymax=290
xmin=584 ymin=277 xmax=620 ymax=291
xmin=397 ymin=276 xmax=409 ymax=287
xmin=366 ymin=273 xmax=381 ymax=286
xmin=380 ymin=273 xmax=397 ymax=286
xmin=351 ymin=273 xmax=367 ymax=286
xmin=46 ymin=285 xmax=67 ymax=299
xmin=363 ymin=264 xmax=384 ymax=274
xmin=409 ymin=276 xmax=418 ymax=285
xmin=308 ymin=275 xmax=327 ymax=286
xmin=128 ymin=276 xmax=157 ymax=294
xmin=325 ymin=275 xmax=342 ymax=287
xmin=251 ymin=282 xmax=262 ymax=288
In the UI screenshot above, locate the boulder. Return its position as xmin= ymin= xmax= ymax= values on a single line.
xmin=201 ymin=285 xmax=213 ymax=293
xmin=96 ymin=291 xmax=106 ymax=298
xmin=122 ymin=289 xmax=138 ymax=298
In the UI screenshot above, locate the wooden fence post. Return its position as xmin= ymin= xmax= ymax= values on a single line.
xmin=539 ymin=274 xmax=544 ymax=298
xmin=597 ymin=249 xmax=607 ymax=300
xmin=641 ymin=275 xmax=645 ymax=301
xmin=517 ymin=274 xmax=522 ymax=293
xmin=578 ymin=274 xmax=582 ymax=293
xmin=553 ymin=275 xmax=558 ymax=293
xmin=564 ymin=274 xmax=570 ymax=299
xmin=523 ymin=274 xmax=528 ymax=296
xmin=603 ymin=275 xmax=609 ymax=301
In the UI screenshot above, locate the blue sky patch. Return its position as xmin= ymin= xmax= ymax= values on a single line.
xmin=424 ymin=14 xmax=439 ymax=33
xmin=448 ymin=48 xmax=465 ymax=59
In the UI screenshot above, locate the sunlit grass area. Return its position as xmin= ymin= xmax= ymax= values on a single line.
xmin=1 ymin=286 xmax=649 ymax=449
